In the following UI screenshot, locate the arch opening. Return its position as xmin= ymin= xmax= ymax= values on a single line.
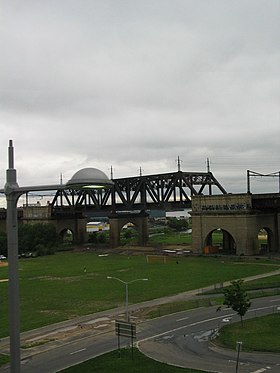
xmin=120 ymin=222 xmax=139 ymax=246
xmin=205 ymin=228 xmax=236 ymax=255
xmin=258 ymin=227 xmax=273 ymax=254
xmin=60 ymin=228 xmax=74 ymax=244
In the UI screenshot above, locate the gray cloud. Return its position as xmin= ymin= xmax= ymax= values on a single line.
xmin=0 ymin=0 xmax=279 ymax=196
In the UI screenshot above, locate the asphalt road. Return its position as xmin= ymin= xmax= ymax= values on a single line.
xmin=138 ymin=295 xmax=280 ymax=373
xmin=1 ymin=295 xmax=279 ymax=373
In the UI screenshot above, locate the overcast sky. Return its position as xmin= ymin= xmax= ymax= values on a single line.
xmin=1 ymin=0 xmax=279 ymax=198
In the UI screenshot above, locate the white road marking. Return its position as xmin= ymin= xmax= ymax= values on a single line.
xmin=138 ymin=313 xmax=235 ymax=343
xmin=70 ymin=348 xmax=86 ymax=355
xmin=138 ymin=304 xmax=278 ymax=345
xmin=176 ymin=316 xmax=189 ymax=322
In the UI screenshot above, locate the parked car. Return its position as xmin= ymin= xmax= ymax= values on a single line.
xmin=0 ymin=255 xmax=7 ymax=260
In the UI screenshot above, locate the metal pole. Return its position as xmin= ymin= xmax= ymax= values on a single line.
xmin=6 ymin=193 xmax=21 ymax=373
xmin=131 ymin=324 xmax=134 ymax=360
xmin=235 ymin=341 xmax=242 ymax=373
xmin=247 ymin=170 xmax=251 ymax=193
xmin=5 ymin=140 xmax=21 ymax=373
xmin=125 ymin=283 xmax=129 ymax=322
xmin=117 ymin=326 xmax=121 ymax=358
xmin=107 ymin=276 xmax=147 ymax=322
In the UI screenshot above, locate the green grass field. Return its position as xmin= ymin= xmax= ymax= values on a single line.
xmin=59 ymin=348 xmax=208 ymax=373
xmin=215 ymin=314 xmax=280 ymax=353
xmin=0 ymin=252 xmax=279 ymax=337
xmin=149 ymin=232 xmax=192 ymax=245
xmin=243 ymin=274 xmax=280 ymax=290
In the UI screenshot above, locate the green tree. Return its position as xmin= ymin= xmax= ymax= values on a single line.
xmin=18 ymin=223 xmax=59 ymax=255
xmin=167 ymin=217 xmax=188 ymax=232
xmin=0 ymin=231 xmax=7 ymax=256
xmin=223 ymin=279 xmax=251 ymax=326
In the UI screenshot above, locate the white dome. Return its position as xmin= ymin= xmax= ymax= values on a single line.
xmin=66 ymin=167 xmax=113 ymax=189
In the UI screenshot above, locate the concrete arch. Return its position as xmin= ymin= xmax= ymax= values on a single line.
xmin=205 ymin=228 xmax=236 ymax=254
xmin=54 ymin=216 xmax=87 ymax=244
xmin=109 ymin=212 xmax=149 ymax=248
xmin=192 ymin=212 xmax=262 ymax=255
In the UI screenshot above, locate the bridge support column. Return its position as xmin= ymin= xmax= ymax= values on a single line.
xmin=54 ymin=215 xmax=87 ymax=244
xmin=109 ymin=211 xmax=149 ymax=248
xmin=274 ymin=213 xmax=280 ymax=253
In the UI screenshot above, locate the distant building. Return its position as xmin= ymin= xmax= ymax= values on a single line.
xmin=86 ymin=221 xmax=109 ymax=232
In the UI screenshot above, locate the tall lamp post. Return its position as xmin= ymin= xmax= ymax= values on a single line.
xmin=107 ymin=276 xmax=148 ymax=321
xmin=1 ymin=140 xmax=113 ymax=373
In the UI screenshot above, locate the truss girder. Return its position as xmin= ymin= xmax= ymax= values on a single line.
xmin=50 ymin=170 xmax=227 ymax=214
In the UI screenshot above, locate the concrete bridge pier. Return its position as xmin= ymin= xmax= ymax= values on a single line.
xmin=109 ymin=211 xmax=149 ymax=248
xmin=54 ymin=215 xmax=88 ymax=244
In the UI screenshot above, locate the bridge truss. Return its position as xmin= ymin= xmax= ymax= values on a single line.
xmin=51 ymin=170 xmax=227 ymax=215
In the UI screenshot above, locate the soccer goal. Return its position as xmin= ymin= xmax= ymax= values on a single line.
xmin=146 ymin=255 xmax=168 ymax=264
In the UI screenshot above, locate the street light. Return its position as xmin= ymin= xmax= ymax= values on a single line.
xmin=107 ymin=276 xmax=148 ymax=321
xmin=1 ymin=140 xmax=113 ymax=373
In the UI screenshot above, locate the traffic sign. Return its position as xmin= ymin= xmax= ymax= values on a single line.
xmin=115 ymin=320 xmax=136 ymax=338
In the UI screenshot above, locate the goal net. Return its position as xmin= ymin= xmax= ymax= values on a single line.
xmin=146 ymin=255 xmax=168 ymax=264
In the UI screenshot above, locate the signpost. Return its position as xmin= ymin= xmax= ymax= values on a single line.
xmin=235 ymin=341 xmax=242 ymax=373
xmin=115 ymin=320 xmax=136 ymax=359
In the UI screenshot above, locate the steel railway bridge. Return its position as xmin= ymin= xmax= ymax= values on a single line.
xmin=50 ymin=170 xmax=227 ymax=216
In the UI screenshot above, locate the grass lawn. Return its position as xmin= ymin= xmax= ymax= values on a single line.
xmin=243 ymin=274 xmax=280 ymax=290
xmin=215 ymin=314 xmax=280 ymax=353
xmin=145 ymin=297 xmax=223 ymax=319
xmin=59 ymin=348 xmax=208 ymax=373
xmin=149 ymin=232 xmax=192 ymax=245
xmin=203 ymin=272 xmax=280 ymax=298
xmin=0 ymin=252 xmax=279 ymax=337
xmin=0 ymin=354 xmax=9 ymax=367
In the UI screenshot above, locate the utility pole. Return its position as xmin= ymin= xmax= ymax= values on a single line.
xmin=206 ymin=158 xmax=211 ymax=173
xmin=247 ymin=170 xmax=251 ymax=193
xmin=177 ymin=156 xmax=182 ymax=172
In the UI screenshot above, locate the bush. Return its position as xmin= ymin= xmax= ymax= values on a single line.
xmin=0 ymin=232 xmax=7 ymax=256
xmin=88 ymin=232 xmax=107 ymax=244
xmin=35 ymin=244 xmax=55 ymax=256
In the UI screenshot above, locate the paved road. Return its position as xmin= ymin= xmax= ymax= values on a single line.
xmin=138 ymin=296 xmax=280 ymax=373
xmin=0 ymin=296 xmax=279 ymax=373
